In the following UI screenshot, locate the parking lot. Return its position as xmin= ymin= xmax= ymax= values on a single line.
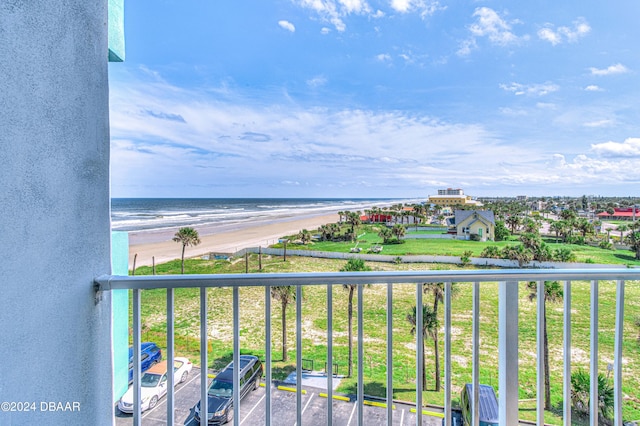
xmin=115 ymin=367 xmax=443 ymax=425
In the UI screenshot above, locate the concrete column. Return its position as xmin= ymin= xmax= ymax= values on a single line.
xmin=0 ymin=1 xmax=113 ymax=425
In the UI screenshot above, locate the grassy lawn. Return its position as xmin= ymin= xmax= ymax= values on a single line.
xmin=131 ymin=254 xmax=640 ymax=425
xmin=273 ymin=224 xmax=640 ymax=266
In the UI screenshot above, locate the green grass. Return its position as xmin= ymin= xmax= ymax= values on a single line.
xmin=131 ymin=254 xmax=640 ymax=425
xmin=276 ymin=225 xmax=640 ymax=266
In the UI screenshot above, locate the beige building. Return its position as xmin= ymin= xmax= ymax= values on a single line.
xmin=428 ymin=188 xmax=483 ymax=208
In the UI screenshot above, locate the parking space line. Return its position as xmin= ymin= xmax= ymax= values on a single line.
xmin=294 ymin=393 xmax=315 ymax=426
xmin=400 ymin=407 xmax=405 ymax=425
xmin=347 ymin=400 xmax=357 ymax=426
xmin=240 ymin=393 xmax=265 ymax=425
xmin=142 ymin=369 xmax=201 ymax=419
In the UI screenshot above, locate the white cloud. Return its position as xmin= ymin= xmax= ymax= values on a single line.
xmin=591 ymin=138 xmax=640 ymax=158
xmin=583 ymin=119 xmax=615 ymax=128
xmin=278 ymin=20 xmax=296 ymax=32
xmin=376 ymin=53 xmax=392 ymax=62
xmin=499 ymin=82 xmax=559 ymax=96
xmin=584 ymin=85 xmax=603 ymax=92
xmin=321 ymin=27 xmax=331 ymax=34
xmin=292 ymin=0 xmax=372 ymax=32
xmin=307 ymin=75 xmax=328 ymax=87
xmin=538 ymin=17 xmax=590 ymax=45
xmin=469 ymin=7 xmax=523 ymax=46
xmin=390 ymin=0 xmax=444 ymax=17
xmin=459 ymin=7 xmax=527 ymax=55
xmin=590 ymin=63 xmax=629 ymax=76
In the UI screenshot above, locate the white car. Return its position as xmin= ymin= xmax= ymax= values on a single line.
xmin=118 ymin=357 xmax=192 ymax=413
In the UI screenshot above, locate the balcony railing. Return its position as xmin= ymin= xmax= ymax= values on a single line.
xmin=95 ymin=268 xmax=640 ymax=426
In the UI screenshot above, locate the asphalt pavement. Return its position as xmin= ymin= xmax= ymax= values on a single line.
xmin=114 ymin=367 xmax=443 ymax=425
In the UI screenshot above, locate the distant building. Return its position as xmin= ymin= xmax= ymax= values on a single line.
xmin=597 ymin=208 xmax=639 ymax=221
xmin=454 ymin=210 xmax=495 ymax=241
xmin=428 ymin=188 xmax=483 ymax=208
xmin=438 ymin=188 xmax=464 ymax=196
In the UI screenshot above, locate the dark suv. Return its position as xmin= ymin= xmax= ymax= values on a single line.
xmin=128 ymin=342 xmax=162 ymax=383
xmin=194 ymin=355 xmax=263 ymax=424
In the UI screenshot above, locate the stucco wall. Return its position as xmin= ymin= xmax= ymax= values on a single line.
xmin=0 ymin=1 xmax=113 ymax=424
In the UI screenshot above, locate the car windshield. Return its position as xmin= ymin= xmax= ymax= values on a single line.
xmin=208 ymin=379 xmax=232 ymax=397
xmin=141 ymin=373 xmax=162 ymax=388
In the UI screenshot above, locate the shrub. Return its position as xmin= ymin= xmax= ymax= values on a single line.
xmin=571 ymin=369 xmax=614 ymax=422
xmin=460 ymin=250 xmax=473 ymax=266
xmin=599 ymin=240 xmax=614 ymax=250
xmin=480 ymin=246 xmax=501 ymax=258
xmin=553 ymin=248 xmax=576 ymax=262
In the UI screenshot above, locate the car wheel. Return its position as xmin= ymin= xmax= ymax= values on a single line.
xmin=148 ymin=396 xmax=158 ymax=409
xmin=180 ymin=371 xmax=188 ymax=383
xmin=253 ymin=375 xmax=261 ymax=390
xmin=225 ymin=407 xmax=234 ymax=424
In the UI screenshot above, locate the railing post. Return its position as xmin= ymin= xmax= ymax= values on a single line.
xmin=296 ymin=284 xmax=303 ymax=426
xmin=233 ymin=287 xmax=240 ymax=426
xmin=536 ymin=280 xmax=545 ymax=425
xmin=472 ymin=282 xmax=480 ymax=426
xmin=200 ymin=287 xmax=208 ymax=425
xmin=416 ymin=282 xmax=423 ymax=426
xmin=614 ymin=280 xmax=624 ymax=426
xmin=357 ymin=283 xmax=364 ymax=426
xmin=327 ymin=284 xmax=334 ymax=424
xmin=590 ymin=280 xmax=598 ymax=426
xmin=167 ymin=288 xmax=175 ymax=426
xmin=563 ymin=281 xmax=571 ymax=426
xmin=133 ymin=289 xmax=142 ymax=426
xmin=444 ymin=281 xmax=452 ymax=425
xmin=265 ymin=285 xmax=272 ymax=425
xmin=499 ymin=280 xmax=518 ymax=426
xmin=386 ymin=283 xmax=393 ymax=426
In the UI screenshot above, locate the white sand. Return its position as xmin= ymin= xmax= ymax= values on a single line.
xmin=127 ymin=213 xmax=339 ymax=268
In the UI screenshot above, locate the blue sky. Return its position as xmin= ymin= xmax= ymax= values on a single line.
xmin=109 ymin=1 xmax=640 ymax=198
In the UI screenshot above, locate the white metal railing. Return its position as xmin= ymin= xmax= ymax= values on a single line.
xmin=95 ymin=268 xmax=640 ymax=426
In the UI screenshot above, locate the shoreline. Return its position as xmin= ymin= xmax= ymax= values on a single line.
xmin=126 ymin=212 xmax=340 ymax=268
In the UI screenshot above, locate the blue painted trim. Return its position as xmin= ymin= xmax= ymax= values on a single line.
xmin=108 ymin=0 xmax=125 ymax=62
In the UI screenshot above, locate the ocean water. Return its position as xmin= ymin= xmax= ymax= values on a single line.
xmin=111 ymin=198 xmax=412 ymax=232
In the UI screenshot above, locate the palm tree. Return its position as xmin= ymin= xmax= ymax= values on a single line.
xmin=423 ymin=282 xmax=458 ymax=392
xmin=340 ymin=258 xmax=370 ymax=377
xmin=271 ymin=286 xmax=296 ymax=361
xmin=346 ymin=212 xmax=361 ymax=241
xmin=378 ymin=227 xmax=392 ymax=244
xmin=172 ymin=227 xmax=201 ymax=274
xmin=527 ymin=280 xmax=563 ymax=410
xmin=617 ymin=223 xmax=629 ymax=242
xmin=575 ymin=217 xmax=593 ymax=239
xmin=506 ymin=215 xmax=521 ymax=234
xmin=298 ymin=229 xmax=312 ymax=244
xmin=392 ymin=224 xmax=406 ymax=240
xmin=625 ymin=221 xmax=640 ymax=260
xmin=549 ymin=220 xmax=563 ymax=243
xmin=406 ymin=305 xmax=438 ymax=388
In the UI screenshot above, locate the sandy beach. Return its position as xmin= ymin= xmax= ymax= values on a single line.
xmin=127 ymin=213 xmax=340 ymax=268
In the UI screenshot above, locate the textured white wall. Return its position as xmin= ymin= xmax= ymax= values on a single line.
xmin=0 ymin=1 xmax=113 ymax=424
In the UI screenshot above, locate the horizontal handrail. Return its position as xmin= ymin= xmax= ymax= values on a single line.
xmin=95 ymin=267 xmax=638 ymax=290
